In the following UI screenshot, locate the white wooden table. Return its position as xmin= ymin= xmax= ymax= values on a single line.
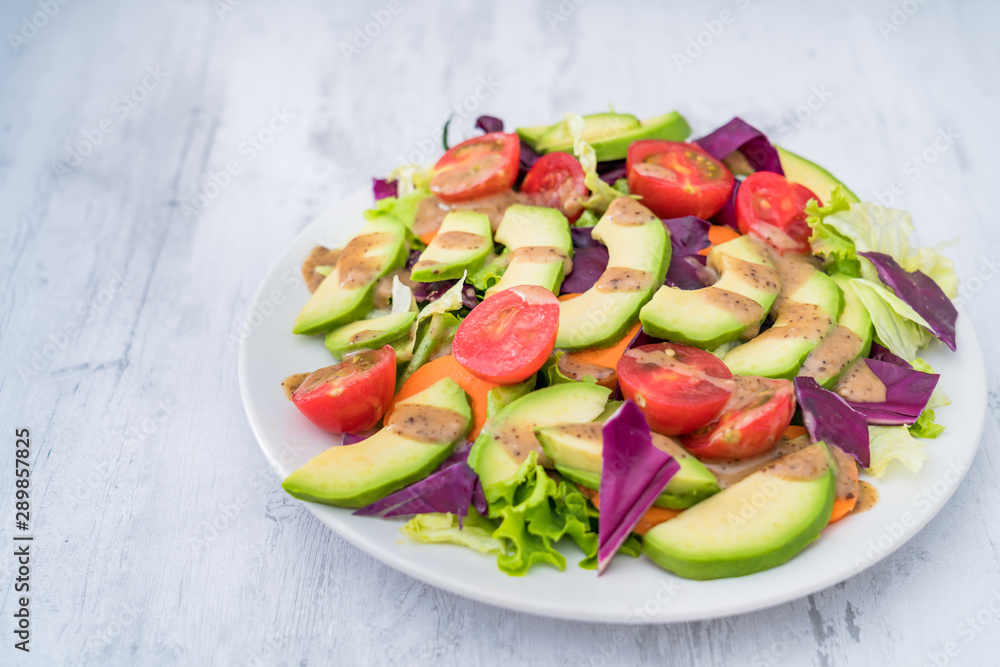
xmin=2 ymin=0 xmax=998 ymax=664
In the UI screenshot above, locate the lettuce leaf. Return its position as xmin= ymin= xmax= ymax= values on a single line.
xmin=912 ymin=357 xmax=950 ymax=409
xmin=566 ymin=113 xmax=630 ymax=214
xmin=467 ymin=250 xmax=510 ymax=291
xmin=396 ymin=278 xmax=467 ymax=385
xmin=909 ymin=409 xmax=945 ymax=439
xmin=485 ymin=376 xmax=536 ymax=420
xmin=849 ymin=278 xmax=933 ymax=361
xmin=866 ymin=424 xmax=928 ymax=477
xmin=484 ymin=451 xmax=598 ymax=576
xmin=401 ymin=511 xmax=503 ymax=555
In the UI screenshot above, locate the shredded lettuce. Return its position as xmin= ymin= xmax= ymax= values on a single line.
xmin=866 ymin=424 xmax=928 ymax=477
xmin=908 ymin=409 xmax=945 ymax=439
xmin=485 ymin=376 xmax=536 ymax=420
xmin=364 ymin=184 xmax=432 ymax=236
xmin=539 ymin=350 xmax=599 ymax=388
xmin=484 ymin=452 xmax=598 ymax=576
xmin=396 ymin=277 xmax=467 ymax=385
xmin=467 ymin=250 xmax=510 ymax=291
xmin=401 ymin=511 xmax=503 ymax=555
xmin=849 ymin=278 xmax=933 ymax=361
xmin=566 ymin=113 xmax=630 ymax=214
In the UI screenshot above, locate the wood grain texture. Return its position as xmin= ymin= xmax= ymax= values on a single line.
xmin=1 ymin=0 xmax=998 ymax=665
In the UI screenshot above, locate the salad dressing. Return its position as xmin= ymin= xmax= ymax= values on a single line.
xmin=281 ymin=373 xmax=310 ymax=401
xmin=511 ymin=245 xmax=569 ymax=267
xmin=433 ymin=231 xmax=486 ymax=251
xmin=596 ymin=267 xmax=654 ymax=293
xmin=766 ymin=249 xmax=822 ymax=312
xmin=710 ymin=254 xmax=780 ymax=294
xmin=347 ymin=329 xmax=380 ymax=345
xmin=702 ymin=436 xmax=810 ymax=488
xmin=386 ymin=404 xmax=468 ymax=443
xmin=852 ymin=481 xmax=879 ymax=514
xmin=493 ymin=420 xmax=548 ymax=465
xmin=772 ymin=303 xmax=833 ymax=340
xmin=556 ymin=354 xmax=616 ymax=389
xmin=798 ymin=325 xmax=863 ymax=381
xmin=627 ymin=347 xmax=736 ymax=393
xmin=830 ymin=445 xmax=860 ymax=500
xmin=834 ymin=359 xmax=887 ymax=403
xmin=605 ymin=197 xmax=660 ymax=226
xmin=338 ymin=232 xmax=394 ymax=288
xmin=413 ymin=192 xmax=526 ymax=237
xmin=764 ymin=441 xmax=830 ymax=482
xmin=302 ymin=246 xmax=341 ymax=293
xmin=702 ymin=287 xmax=765 ymax=332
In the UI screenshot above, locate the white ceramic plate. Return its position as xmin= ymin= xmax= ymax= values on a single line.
xmin=239 ymin=188 xmax=987 ymax=623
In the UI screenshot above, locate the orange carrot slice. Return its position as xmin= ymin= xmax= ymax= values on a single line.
xmin=698 ymin=224 xmax=741 ymax=256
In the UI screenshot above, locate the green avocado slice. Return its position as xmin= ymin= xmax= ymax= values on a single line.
xmin=281 ymin=378 xmax=471 ymax=508
xmin=642 ymin=442 xmax=836 ymax=580
xmin=293 ymin=215 xmax=409 ymax=335
xmin=640 ymin=234 xmax=780 ymax=348
xmin=797 ymin=273 xmax=874 ymax=388
xmin=324 ymin=311 xmax=416 ymax=360
xmin=410 ymin=210 xmax=492 ymax=282
xmin=555 ymin=197 xmax=669 ymax=350
xmin=488 ymin=205 xmax=573 ymax=296
xmin=535 ymin=422 xmax=719 ymax=509
xmin=776 ymin=146 xmax=860 ymax=205
xmin=521 ymin=112 xmax=692 ymax=162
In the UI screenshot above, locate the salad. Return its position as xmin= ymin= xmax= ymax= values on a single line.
xmin=277 ymin=110 xmax=958 ymax=580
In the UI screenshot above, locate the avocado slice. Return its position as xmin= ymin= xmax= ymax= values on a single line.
xmin=324 ymin=311 xmax=416 ymax=360
xmin=776 ymin=146 xmax=860 ymax=205
xmin=535 ymin=422 xmax=719 ymax=509
xmin=410 ymin=210 xmax=492 ymax=282
xmin=281 ymin=378 xmax=471 ymax=508
xmin=468 ymin=383 xmax=611 ymax=491
xmin=724 ymin=255 xmax=843 ymax=379
xmin=521 ymin=112 xmax=692 ymax=162
xmin=556 ymin=198 xmax=669 ymax=350
xmin=797 ymin=274 xmax=874 ymax=388
xmin=293 ymin=215 xmax=409 ymax=335
xmin=642 ymin=442 xmax=836 ymax=580
xmin=487 ymin=205 xmax=573 ymax=297
xmin=640 ymin=235 xmax=780 ymax=348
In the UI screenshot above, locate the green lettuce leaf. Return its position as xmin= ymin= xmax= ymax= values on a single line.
xmin=538 ymin=350 xmax=599 ymax=388
xmin=467 ymin=250 xmax=510 ymax=291
xmin=401 ymin=511 xmax=503 ymax=554
xmin=849 ymin=278 xmax=933 ymax=361
xmin=910 ymin=357 xmax=950 ymax=409
xmin=566 ymin=113 xmax=629 ymax=214
xmin=396 ymin=278 xmax=467 ymax=385
xmin=908 ymin=409 xmax=945 ymax=439
xmin=866 ymin=424 xmax=928 ymax=477
xmin=486 ymin=376 xmax=536 ymax=420
xmin=484 ymin=451 xmax=598 ymax=576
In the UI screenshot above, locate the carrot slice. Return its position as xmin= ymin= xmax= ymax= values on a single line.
xmin=568 ymin=321 xmax=642 ymax=371
xmin=828 ymin=452 xmax=860 ymax=525
xmin=782 ymin=425 xmax=809 ymax=439
xmin=698 ymin=224 xmax=741 ymax=256
xmin=384 ymin=355 xmax=497 ymax=439
xmin=578 ymin=485 xmax=682 ymax=536
xmin=557 ymin=293 xmax=580 ymax=301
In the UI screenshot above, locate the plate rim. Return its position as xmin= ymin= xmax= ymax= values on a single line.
xmin=238 ymin=188 xmax=988 ymax=623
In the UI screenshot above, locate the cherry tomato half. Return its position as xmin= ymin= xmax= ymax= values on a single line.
xmin=452 ymin=285 xmax=559 ymax=385
xmin=735 ymin=171 xmax=821 ymax=254
xmin=431 ymin=132 xmax=520 ymax=204
xmin=681 ymin=376 xmax=796 ymax=459
xmin=291 ymin=346 xmax=396 ymax=434
xmin=617 ymin=342 xmax=734 ymax=436
xmin=626 ymin=140 xmax=735 ymax=219
xmin=520 ymin=152 xmax=588 ymax=223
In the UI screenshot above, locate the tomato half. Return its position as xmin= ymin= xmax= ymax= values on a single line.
xmin=735 ymin=171 xmax=821 ymax=254
xmin=520 ymin=152 xmax=588 ymax=223
xmin=452 ymin=285 xmax=559 ymax=384
xmin=431 ymin=132 xmax=520 ymax=204
xmin=626 ymin=140 xmax=735 ymax=219
xmin=681 ymin=376 xmax=795 ymax=459
xmin=291 ymin=346 xmax=396 ymax=434
xmin=617 ymin=342 xmax=734 ymax=436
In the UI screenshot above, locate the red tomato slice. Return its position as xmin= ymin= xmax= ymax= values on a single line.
xmin=520 ymin=152 xmax=588 ymax=223
xmin=431 ymin=132 xmax=520 ymax=204
xmin=681 ymin=376 xmax=796 ymax=459
xmin=617 ymin=342 xmax=734 ymax=436
xmin=735 ymin=171 xmax=821 ymax=254
xmin=291 ymin=346 xmax=396 ymax=434
xmin=452 ymin=285 xmax=559 ymax=384
xmin=626 ymin=140 xmax=735 ymax=219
